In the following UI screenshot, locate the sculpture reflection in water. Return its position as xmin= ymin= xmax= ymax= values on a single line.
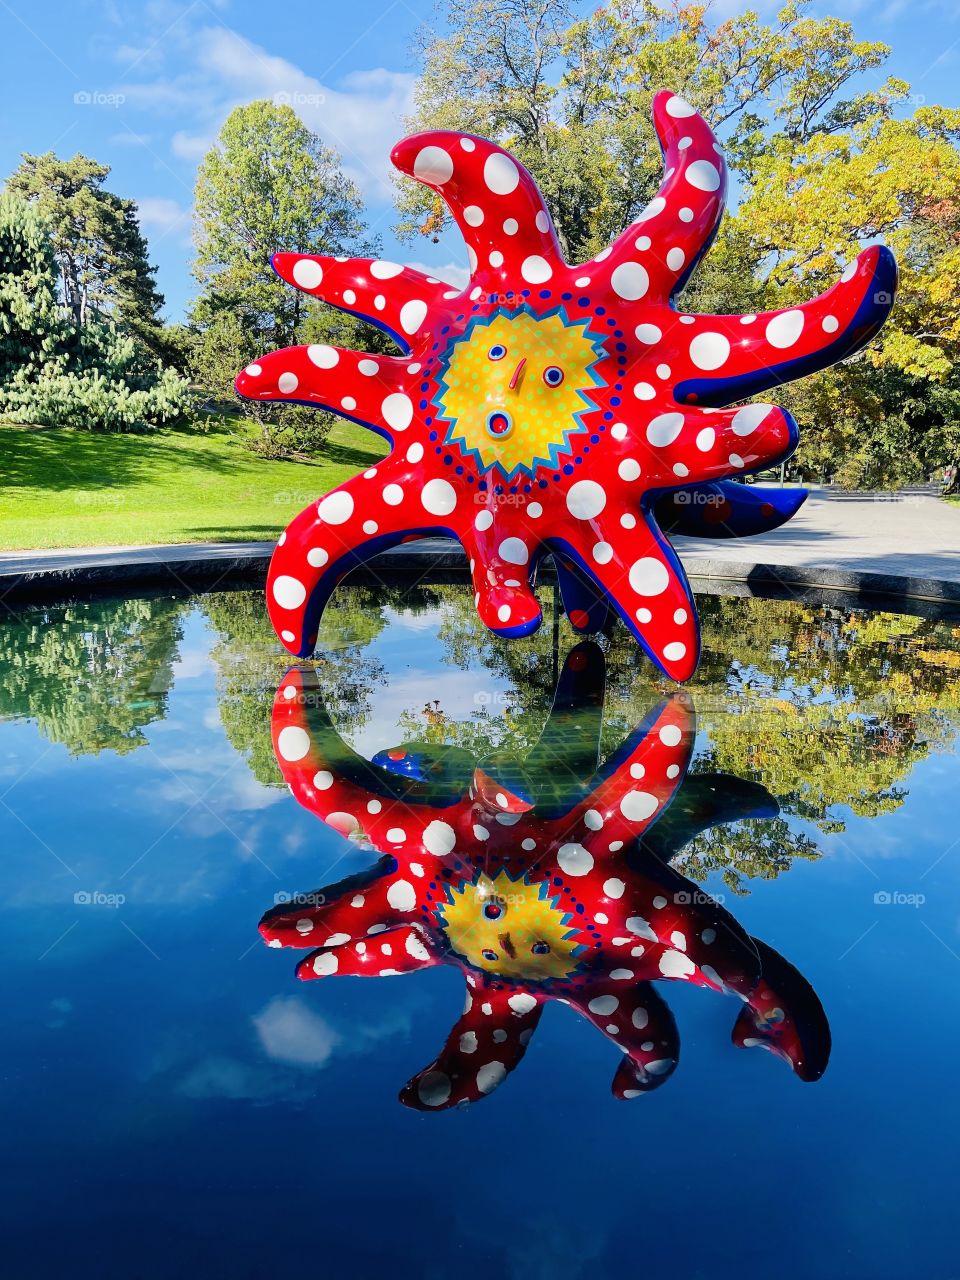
xmin=261 ymin=642 xmax=829 ymax=1109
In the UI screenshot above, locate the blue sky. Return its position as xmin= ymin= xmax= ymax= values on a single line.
xmin=2 ymin=0 xmax=957 ymax=322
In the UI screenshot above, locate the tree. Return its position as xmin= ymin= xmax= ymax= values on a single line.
xmin=5 ymin=152 xmax=166 ymax=352
xmin=400 ymin=0 xmax=960 ymax=487
xmin=0 ymin=193 xmax=189 ymax=431
xmin=190 ymin=101 xmax=376 ymax=456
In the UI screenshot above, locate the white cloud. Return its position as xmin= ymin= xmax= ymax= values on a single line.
xmin=253 ymin=995 xmax=342 ymax=1067
xmin=404 ymin=260 xmax=470 ymax=290
xmin=132 ymin=194 xmax=192 ymax=243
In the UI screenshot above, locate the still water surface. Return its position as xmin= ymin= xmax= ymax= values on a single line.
xmin=0 ymin=584 xmax=958 ymax=1278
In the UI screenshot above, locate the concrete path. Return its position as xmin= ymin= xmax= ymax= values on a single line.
xmin=1 ymin=489 xmax=958 ymax=609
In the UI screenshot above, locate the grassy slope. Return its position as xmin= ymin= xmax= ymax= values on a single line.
xmin=0 ymin=419 xmax=388 ymax=550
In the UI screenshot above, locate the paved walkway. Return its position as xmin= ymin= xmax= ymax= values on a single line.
xmin=1 ymin=489 xmax=958 ymax=605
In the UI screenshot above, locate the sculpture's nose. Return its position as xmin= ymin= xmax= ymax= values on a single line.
xmin=508 ymin=357 xmax=526 ymax=390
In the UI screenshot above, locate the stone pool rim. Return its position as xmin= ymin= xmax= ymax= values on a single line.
xmin=1 ymin=538 xmax=958 ymax=623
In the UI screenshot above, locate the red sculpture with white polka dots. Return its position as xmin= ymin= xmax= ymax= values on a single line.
xmin=237 ymin=90 xmax=896 ymax=681
xmin=260 ymin=644 xmax=830 ymax=1109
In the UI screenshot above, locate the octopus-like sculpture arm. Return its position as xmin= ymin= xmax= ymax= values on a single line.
xmin=236 ymin=90 xmax=896 ymax=681
xmin=260 ymin=643 xmax=829 ymax=1108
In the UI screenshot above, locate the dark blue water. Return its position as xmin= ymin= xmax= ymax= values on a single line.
xmin=1 ymin=585 xmax=958 ymax=1278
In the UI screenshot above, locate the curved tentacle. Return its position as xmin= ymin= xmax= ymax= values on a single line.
xmin=266 ymin=459 xmax=459 ymax=658
xmin=674 ymin=244 xmax=898 ymax=407
xmin=399 ymin=983 xmax=544 ymax=1110
xmin=546 ymin=692 xmax=695 ymax=837
xmin=641 ymin=772 xmax=779 ymax=864
xmin=296 ymin=924 xmax=439 ymax=980
xmin=459 ymin=518 xmax=544 ymax=638
xmin=733 ymin=937 xmax=831 ymax=1082
xmin=390 ymin=130 xmax=565 ymax=290
xmin=235 ymin=342 xmax=408 ymax=447
xmin=270 ymin=252 xmax=451 ymax=350
xmin=545 ymin=520 xmax=700 ymax=681
xmin=565 ymin=980 xmax=680 ymax=1096
xmin=656 ymin=481 xmax=808 ymax=539
xmin=641 ymin=402 xmax=799 ymax=487
xmin=594 ymin=89 xmax=727 ymax=301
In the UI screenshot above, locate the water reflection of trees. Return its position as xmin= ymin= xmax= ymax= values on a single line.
xmin=0 ymin=595 xmax=185 ymax=755
xmin=2 ymin=581 xmax=957 ymax=894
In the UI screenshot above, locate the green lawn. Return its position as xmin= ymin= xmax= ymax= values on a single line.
xmin=0 ymin=419 xmax=387 ymax=550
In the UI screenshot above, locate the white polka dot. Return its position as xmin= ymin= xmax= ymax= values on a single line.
xmin=610 ymin=969 xmax=633 ymax=981
xmin=292 ymin=258 xmax=323 ymax=289
xmin=611 ymin=423 xmax=628 ymax=441
xmin=277 ymin=371 xmax=298 ymax=394
xmin=657 ymin=363 xmax=671 ymax=379
xmin=387 ymin=880 xmax=417 ymax=912
xmin=474 ymin=824 xmax=489 ymax=840
xmin=630 ymin=763 xmax=645 ymax=779
xmin=273 ymin=575 xmax=306 ymax=609
xmin=363 ymin=520 xmax=378 ymax=535
xmin=463 ymin=204 xmax=484 ymax=226
xmin=535 ymin=210 xmax=550 ymax=232
xmin=312 ymin=770 xmax=333 ymax=791
xmin=674 ymin=608 xmax=687 ymax=624
xmin=399 ymin=299 xmax=428 ymax=335
xmin=583 ymin=809 xmax=604 ymax=830
xmin=280 ymin=630 xmax=295 ymax=643
xmin=374 ymin=295 xmax=386 ymax=310
xmin=621 ymin=513 xmax=636 ymax=528
xmin=635 ymin=235 xmax=651 ymax=251
xmin=690 ymin=332 xmax=730 ymax=370
xmin=489 ymin=250 xmax=504 ymax=268
xmin=277 ymin=725 xmax=310 ymax=761
xmin=635 ymin=196 xmax=665 ymax=222
xmin=382 ymin=484 xmax=404 ymax=506
xmin=646 ymin=412 xmax=684 ymax=447
xmin=484 ymin=152 xmax=519 ymax=194
xmin=673 ymin=463 xmax=688 ymax=477
xmin=729 ymin=452 xmax=745 ymax=468
xmin=317 ymin=491 xmax=354 ymax=525
xmin=575 ymin=275 xmax=590 ymax=286
xmin=840 ymin=259 xmax=858 ymax=282
xmin=407 ymin=442 xmax=424 ymax=463
xmin=557 ymin=843 xmax=594 ymax=876
xmin=245 ymin=363 xmax=261 ymax=376
xmin=666 ymin=763 xmax=680 ymax=778
xmin=666 ymin=247 xmax=685 ymax=272
xmin=666 ymin=95 xmax=696 ymax=118
xmin=386 ymin=827 xmax=406 ymax=844
xmin=696 ymin=427 xmax=715 ymax=452
xmin=635 ymin=324 xmax=661 ymax=344
xmin=663 ymin=641 xmax=687 ymax=662
xmin=822 ymin=315 xmax=839 ymax=333
xmin=527 ymin=502 xmax=542 ymax=518
xmin=522 ymin=838 xmax=536 ymax=851
xmin=618 ymin=458 xmax=641 ymax=482
xmin=766 ymin=309 xmax=804 ymax=348
xmin=604 ymin=878 xmax=625 ymax=899
xmin=422 ymin=478 xmax=457 ymax=516
xmin=423 ymin=820 xmax=456 ymax=856
xmin=620 ymin=790 xmax=659 ymax=820
xmin=475 ymin=510 xmax=493 ymax=532
xmin=342 ymin=289 xmax=356 ymax=305
xmin=633 ymin=382 xmax=655 ymax=400
xmin=341 ymin=396 xmax=357 ymax=411
xmin=520 ymin=254 xmax=552 ymax=283
xmin=502 ymin=216 xmax=518 ymax=235
xmin=592 ymin=542 xmax=613 ymax=564
xmin=307 ymin=548 xmax=330 ymax=570
xmin=659 ymin=949 xmax=696 ymax=979
xmin=312 ymin=951 xmax=338 ymax=976
xmin=460 ymin=1031 xmax=478 ymax=1054
xmin=417 ymin=1070 xmax=451 ymax=1106
xmin=381 ymin=392 xmax=414 ymax=432
xmin=702 ymin=928 xmax=716 ymax=944
xmin=498 ymin=537 xmax=528 ymax=565
xmin=357 ymin=359 xmax=379 ymax=377
xmin=732 ymin=403 xmax=772 ymax=435
xmin=588 ymin=995 xmax=619 ymax=1016
xmin=477 ymin=1061 xmax=507 ymax=1093
xmin=509 ymin=993 xmax=537 ymax=1015
xmin=307 ymin=344 xmax=338 ymax=368
xmin=632 ymin=558 xmax=670 ymax=596
xmin=497 ymin=605 xmax=511 ymax=623
xmin=659 ymin=724 xmax=682 ymax=746
xmin=610 ymin=261 xmax=649 ymax=301
xmin=460 ymin=137 xmax=476 ymax=151
xmin=627 ymin=916 xmax=658 ymax=941
xmin=413 ymin=145 xmax=454 ymax=184
xmin=636 ymin=608 xmax=652 ymax=623
xmin=685 ymin=159 xmax=721 ymax=192
xmin=566 ymin=480 xmax=606 ymax=520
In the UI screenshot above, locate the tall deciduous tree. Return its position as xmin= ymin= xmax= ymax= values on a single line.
xmin=191 ymin=101 xmax=376 ymax=456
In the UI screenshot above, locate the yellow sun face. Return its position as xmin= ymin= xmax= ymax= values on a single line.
xmin=435 ymin=309 xmax=605 ymax=478
xmin=439 ymin=869 xmax=583 ymax=981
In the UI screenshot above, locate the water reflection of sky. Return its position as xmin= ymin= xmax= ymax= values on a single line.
xmin=1 ymin=589 xmax=958 ymax=1277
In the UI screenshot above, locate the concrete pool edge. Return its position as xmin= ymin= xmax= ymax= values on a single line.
xmin=1 ymin=539 xmax=959 ymax=620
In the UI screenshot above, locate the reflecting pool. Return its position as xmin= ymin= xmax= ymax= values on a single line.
xmin=1 ymin=584 xmax=958 ymax=1277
